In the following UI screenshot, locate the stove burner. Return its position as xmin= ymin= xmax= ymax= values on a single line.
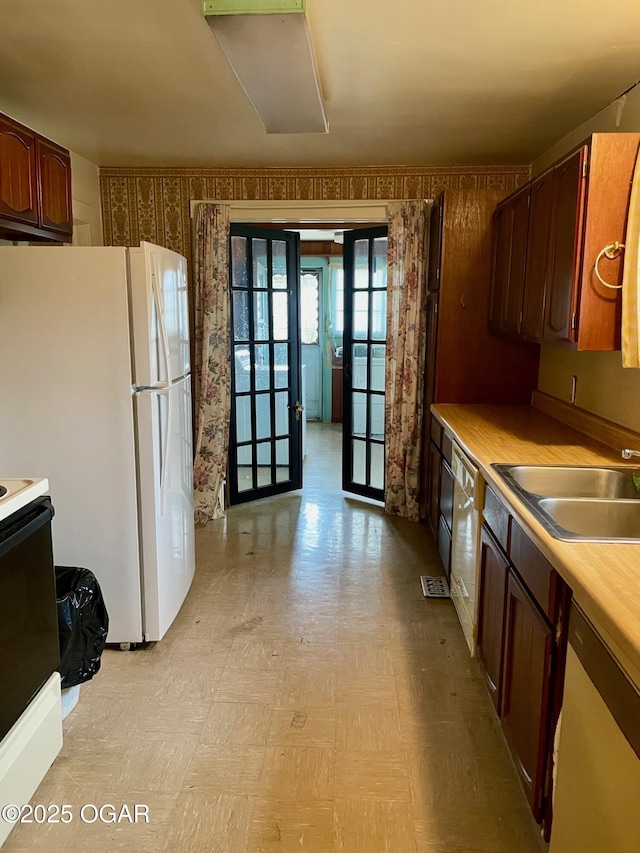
xmin=0 ymin=486 xmax=6 ymax=499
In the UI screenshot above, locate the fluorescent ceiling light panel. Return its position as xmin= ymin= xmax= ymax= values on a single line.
xmin=204 ymin=1 xmax=328 ymax=134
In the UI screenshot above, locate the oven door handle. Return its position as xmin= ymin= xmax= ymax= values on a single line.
xmin=0 ymin=500 xmax=54 ymax=559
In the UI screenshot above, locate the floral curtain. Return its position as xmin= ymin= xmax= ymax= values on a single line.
xmin=384 ymin=200 xmax=428 ymax=521
xmin=192 ymin=203 xmax=231 ymax=523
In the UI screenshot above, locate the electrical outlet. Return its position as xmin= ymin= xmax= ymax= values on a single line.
xmin=569 ymin=375 xmax=577 ymax=405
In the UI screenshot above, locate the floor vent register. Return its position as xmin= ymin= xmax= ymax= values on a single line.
xmin=420 ymin=575 xmax=450 ymax=599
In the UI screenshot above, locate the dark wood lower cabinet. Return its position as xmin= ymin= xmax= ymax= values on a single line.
xmin=476 ymin=525 xmax=509 ymax=711
xmin=428 ymin=440 xmax=441 ymax=536
xmin=501 ymin=570 xmax=555 ymax=821
xmin=478 ymin=509 xmax=570 ymax=839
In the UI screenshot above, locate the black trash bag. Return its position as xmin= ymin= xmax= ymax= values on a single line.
xmin=55 ymin=566 xmax=109 ymax=689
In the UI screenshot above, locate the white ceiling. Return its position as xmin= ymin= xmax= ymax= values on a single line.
xmin=1 ymin=0 xmax=639 ymax=169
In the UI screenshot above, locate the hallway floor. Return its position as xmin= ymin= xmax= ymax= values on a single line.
xmin=5 ymin=423 xmax=546 ymax=852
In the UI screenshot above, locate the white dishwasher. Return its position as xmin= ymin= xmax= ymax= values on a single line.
xmin=450 ymin=443 xmax=484 ymax=654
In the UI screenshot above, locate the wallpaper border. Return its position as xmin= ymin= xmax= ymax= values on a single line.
xmin=100 ymin=163 xmax=530 ymax=267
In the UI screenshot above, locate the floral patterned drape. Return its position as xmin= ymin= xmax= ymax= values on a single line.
xmin=193 ymin=203 xmax=231 ymax=522
xmin=384 ymin=201 xmax=428 ymax=521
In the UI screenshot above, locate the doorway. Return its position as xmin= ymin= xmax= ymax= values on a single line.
xmin=220 ymin=201 xmax=390 ymax=509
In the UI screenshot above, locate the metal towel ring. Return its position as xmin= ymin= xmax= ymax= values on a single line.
xmin=594 ymin=241 xmax=625 ymax=289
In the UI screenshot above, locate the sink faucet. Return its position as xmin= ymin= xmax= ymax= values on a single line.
xmin=621 ymin=449 xmax=640 ymax=460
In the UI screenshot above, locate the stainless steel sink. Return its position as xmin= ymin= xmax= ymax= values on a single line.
xmin=538 ymin=498 xmax=640 ymax=542
xmin=492 ymin=463 xmax=640 ymax=542
xmin=501 ymin=465 xmax=640 ymax=499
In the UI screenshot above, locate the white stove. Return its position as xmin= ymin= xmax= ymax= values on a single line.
xmin=0 ymin=478 xmax=49 ymax=521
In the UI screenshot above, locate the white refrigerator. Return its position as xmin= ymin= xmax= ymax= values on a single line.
xmin=0 ymin=242 xmax=196 ymax=644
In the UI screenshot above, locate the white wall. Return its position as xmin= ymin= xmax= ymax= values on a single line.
xmin=69 ymin=151 xmax=103 ymax=246
xmin=533 ymin=81 xmax=640 ymax=431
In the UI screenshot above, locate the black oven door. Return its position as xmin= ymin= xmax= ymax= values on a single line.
xmin=0 ymin=497 xmax=59 ymax=741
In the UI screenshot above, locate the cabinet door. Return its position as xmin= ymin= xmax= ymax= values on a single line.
xmin=488 ymin=202 xmax=513 ymax=334
xmin=0 ymin=117 xmax=38 ymax=226
xmin=439 ymin=457 xmax=454 ymax=532
xmin=543 ymin=147 xmax=587 ymax=343
xmin=522 ymin=172 xmax=554 ymax=341
xmin=489 ymin=186 xmax=529 ymax=338
xmin=504 ymin=187 xmax=530 ymax=337
xmin=476 ymin=524 xmax=509 ymax=711
xmin=438 ymin=513 xmax=452 ymax=580
xmin=428 ymin=440 xmax=441 ymax=536
xmin=501 ymin=570 xmax=554 ymax=820
xmin=36 ymin=139 xmax=72 ymax=236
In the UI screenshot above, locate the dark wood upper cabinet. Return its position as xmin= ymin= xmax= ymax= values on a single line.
xmin=493 ymin=133 xmax=640 ymax=350
xmin=501 ymin=570 xmax=555 ymax=821
xmin=543 ymin=147 xmax=587 ymax=344
xmin=489 ymin=185 xmax=530 ymax=338
xmin=37 ymin=139 xmax=72 ymax=235
xmin=521 ymin=171 xmax=554 ymax=340
xmin=0 ymin=116 xmax=39 ymax=227
xmin=0 ymin=112 xmax=72 ymax=242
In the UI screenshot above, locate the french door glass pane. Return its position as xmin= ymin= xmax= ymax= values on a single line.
xmin=253 ymin=239 xmax=268 ymax=288
xmin=275 ymin=391 xmax=288 ymax=435
xmin=372 ymin=238 xmax=387 ymax=287
xmin=371 ymin=291 xmax=386 ymax=340
xmin=353 ymin=292 xmax=368 ymax=339
xmin=234 ymin=345 xmax=251 ymax=392
xmin=236 ymin=396 xmax=252 ymax=443
xmin=370 ymin=443 xmax=384 ymax=490
xmin=237 ymin=445 xmax=253 ymax=492
xmin=257 ymin=443 xmax=272 ymax=487
xmin=272 ymin=241 xmax=287 ymax=287
xmin=276 ymin=439 xmax=289 ymax=481
xmin=369 ymin=395 xmax=384 ymax=439
xmin=352 ymin=391 xmax=367 ymax=436
xmin=233 ymin=291 xmax=250 ymax=341
xmin=352 ymin=439 xmax=366 ymax=484
xmin=370 ymin=345 xmax=385 ymax=392
xmin=254 ymin=291 xmax=270 ymax=341
xmin=274 ymin=343 xmax=289 ymax=388
xmin=352 ymin=344 xmax=367 ymax=390
xmin=231 ymin=237 xmax=248 ymax=287
xmin=273 ymin=292 xmax=288 ymax=340
xmin=255 ymin=344 xmax=271 ymax=391
xmin=354 ymin=240 xmax=369 ymax=288
xmin=256 ymin=393 xmax=271 ymax=440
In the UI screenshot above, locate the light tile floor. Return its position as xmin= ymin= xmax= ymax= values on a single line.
xmin=4 ymin=423 xmax=547 ymax=852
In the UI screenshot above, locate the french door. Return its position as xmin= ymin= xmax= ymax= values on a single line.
xmin=342 ymin=227 xmax=388 ymax=501
xmin=228 ymin=225 xmax=303 ymax=505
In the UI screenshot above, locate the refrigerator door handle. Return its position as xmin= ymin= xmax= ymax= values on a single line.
xmin=157 ymin=388 xmax=172 ymax=518
xmin=151 ymin=253 xmax=171 ymax=387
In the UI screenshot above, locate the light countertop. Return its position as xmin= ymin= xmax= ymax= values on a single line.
xmin=431 ymin=403 xmax=640 ymax=688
